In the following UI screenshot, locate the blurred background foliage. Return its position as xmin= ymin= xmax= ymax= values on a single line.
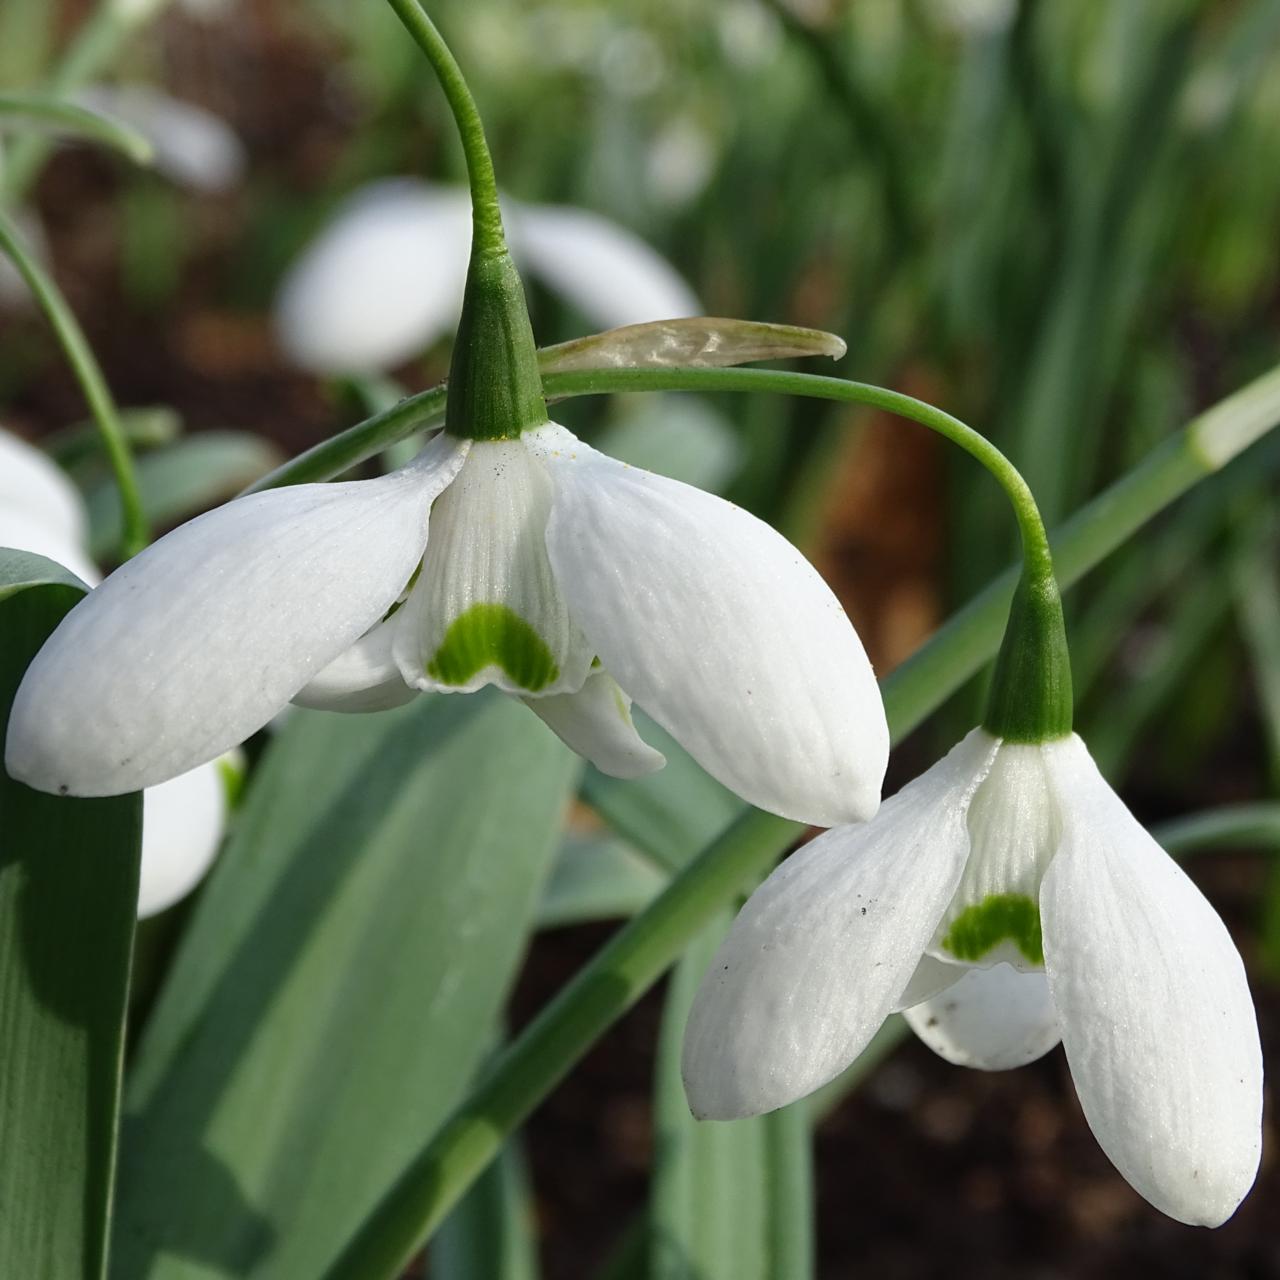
xmin=2 ymin=0 xmax=1279 ymax=1275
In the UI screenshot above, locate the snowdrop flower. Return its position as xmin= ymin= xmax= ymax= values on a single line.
xmin=0 ymin=429 xmax=234 ymax=916
xmin=682 ymin=728 xmax=1263 ymax=1225
xmin=5 ymin=417 xmax=887 ymax=824
xmin=274 ymin=179 xmax=700 ymax=375
xmin=8 ymin=25 xmax=886 ymax=831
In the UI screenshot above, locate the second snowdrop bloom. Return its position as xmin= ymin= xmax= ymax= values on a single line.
xmin=274 ymin=179 xmax=700 ymax=375
xmin=6 ymin=422 xmax=887 ymax=825
xmin=682 ymin=726 xmax=1263 ymax=1227
xmin=0 ymin=429 xmax=234 ymax=917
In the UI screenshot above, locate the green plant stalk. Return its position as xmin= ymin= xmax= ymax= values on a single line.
xmin=382 ymin=0 xmax=502 ymax=254
xmin=325 ymin=362 xmax=1280 ymax=1279
xmin=0 ymin=92 xmax=153 ymax=165
xmin=383 ymin=0 xmax=545 ymax=441
xmin=0 ymin=208 xmax=148 ymax=555
xmin=1 ymin=0 xmax=169 ymax=201
xmin=1151 ymin=804 xmax=1280 ymax=855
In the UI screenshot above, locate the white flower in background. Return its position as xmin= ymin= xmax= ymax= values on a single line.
xmin=0 ymin=429 xmax=234 ymax=917
xmin=77 ymin=85 xmax=246 ymax=193
xmin=6 ymin=423 xmax=888 ymax=826
xmin=682 ymin=727 xmax=1263 ymax=1227
xmin=274 ymin=179 xmax=701 ymax=375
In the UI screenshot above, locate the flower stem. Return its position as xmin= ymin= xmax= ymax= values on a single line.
xmin=0 ymin=208 xmax=148 ymax=557
xmin=382 ymin=0 xmax=505 ymax=256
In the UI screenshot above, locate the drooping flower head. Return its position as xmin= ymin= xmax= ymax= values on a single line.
xmin=682 ymin=494 xmax=1264 ymax=1228
xmin=4 ymin=64 xmax=889 ymax=828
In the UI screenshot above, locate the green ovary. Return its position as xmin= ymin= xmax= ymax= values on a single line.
xmin=426 ymin=603 xmax=559 ymax=692
xmin=941 ymin=893 xmax=1044 ymax=965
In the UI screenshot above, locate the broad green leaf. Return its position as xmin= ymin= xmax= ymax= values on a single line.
xmin=431 ymin=1135 xmax=538 ymax=1280
xmin=649 ymin=915 xmax=812 ymax=1280
xmin=582 ymin=714 xmax=742 ymax=873
xmin=114 ymin=692 xmax=579 ymax=1279
xmin=0 ymin=550 xmax=142 ymax=1280
xmin=538 ymin=833 xmax=667 ymax=928
xmin=87 ymin=432 xmax=284 ymax=559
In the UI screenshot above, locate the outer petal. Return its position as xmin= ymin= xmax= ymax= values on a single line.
xmin=510 ymin=202 xmax=700 ymax=328
xmin=393 ymin=439 xmax=594 ymax=697
xmin=77 ymin=86 xmax=246 ymax=192
xmin=291 ymin=620 xmax=418 ymax=713
xmin=524 ymin=669 xmax=666 ymax=779
xmin=531 ymin=424 xmax=888 ymax=825
xmin=903 ymin=965 xmax=1060 ymax=1070
xmin=274 ymin=179 xmax=472 ymax=374
xmin=1041 ymin=736 xmax=1263 ymax=1227
xmin=0 ymin=508 xmax=100 ymax=587
xmin=0 ymin=428 xmax=90 ymax=550
xmin=5 ymin=436 xmax=467 ymax=795
xmin=681 ymin=730 xmax=998 ymax=1119
xmin=137 ymin=757 xmax=229 ymax=918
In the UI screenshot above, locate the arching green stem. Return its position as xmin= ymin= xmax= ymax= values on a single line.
xmin=382 ymin=0 xmax=504 ymax=257
xmin=383 ymin=0 xmax=545 ymax=441
xmin=0 ymin=209 xmax=148 ymax=557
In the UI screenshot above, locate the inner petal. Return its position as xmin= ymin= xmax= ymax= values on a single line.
xmin=928 ymin=741 xmax=1062 ymax=971
xmin=393 ymin=439 xmax=594 ymax=696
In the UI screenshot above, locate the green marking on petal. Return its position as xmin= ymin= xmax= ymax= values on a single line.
xmin=941 ymin=893 xmax=1043 ymax=965
xmin=426 ymin=603 xmax=560 ymax=692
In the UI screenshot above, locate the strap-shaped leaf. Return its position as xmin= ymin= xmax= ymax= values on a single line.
xmin=649 ymin=914 xmax=813 ymax=1280
xmin=0 ymin=550 xmax=142 ymax=1280
xmin=114 ymin=692 xmax=579 ymax=1279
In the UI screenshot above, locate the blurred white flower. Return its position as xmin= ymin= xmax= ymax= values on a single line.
xmin=77 ymin=85 xmax=246 ymax=193
xmin=7 ymin=424 xmax=888 ymax=827
xmin=925 ymin=0 xmax=1017 ymax=36
xmin=682 ymin=726 xmax=1262 ymax=1227
xmin=274 ymin=179 xmax=700 ymax=375
xmin=0 ymin=428 xmax=234 ymax=916
xmin=646 ymin=116 xmax=717 ymax=209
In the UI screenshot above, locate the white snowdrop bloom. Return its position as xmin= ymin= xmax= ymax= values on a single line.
xmin=137 ymin=751 xmax=237 ymax=918
xmin=5 ymin=424 xmax=888 ymax=826
xmin=682 ymin=727 xmax=1263 ymax=1228
xmin=76 ymin=85 xmax=246 ymax=193
xmin=274 ymin=179 xmax=699 ymax=375
xmin=0 ymin=428 xmax=234 ymax=916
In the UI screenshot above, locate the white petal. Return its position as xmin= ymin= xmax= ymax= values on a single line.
xmin=929 ymin=738 xmax=1061 ymax=971
xmin=137 ymin=756 xmax=229 ymax=917
xmin=77 ymin=86 xmax=246 ymax=192
xmin=0 ymin=509 xmax=100 ymax=587
xmin=510 ymin=202 xmax=700 ymax=328
xmin=681 ymin=729 xmax=997 ymax=1119
xmin=903 ymin=965 xmax=1060 ymax=1071
xmin=0 ymin=428 xmax=90 ymax=550
xmin=393 ymin=439 xmax=594 ymax=697
xmin=525 ymin=669 xmax=665 ymax=779
xmin=891 ymin=953 xmax=966 ymax=1012
xmin=531 ymin=423 xmax=888 ymax=825
xmin=291 ymin=620 xmax=418 ymax=712
xmin=5 ymin=436 xmax=467 ymax=795
xmin=1041 ymin=736 xmax=1263 ymax=1227
xmin=274 ymin=179 xmax=472 ymax=374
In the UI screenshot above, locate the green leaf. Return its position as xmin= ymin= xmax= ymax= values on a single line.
xmin=0 ymin=91 xmax=154 ymax=165
xmin=582 ymin=714 xmax=742 ymax=874
xmin=538 ymin=833 xmax=666 ymax=928
xmin=649 ymin=916 xmax=812 ymax=1280
xmin=431 ymin=1135 xmax=539 ymax=1280
xmin=87 ymin=432 xmax=285 ymax=560
xmin=113 ymin=692 xmax=579 ymax=1279
xmin=0 ymin=551 xmax=142 ymax=1280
